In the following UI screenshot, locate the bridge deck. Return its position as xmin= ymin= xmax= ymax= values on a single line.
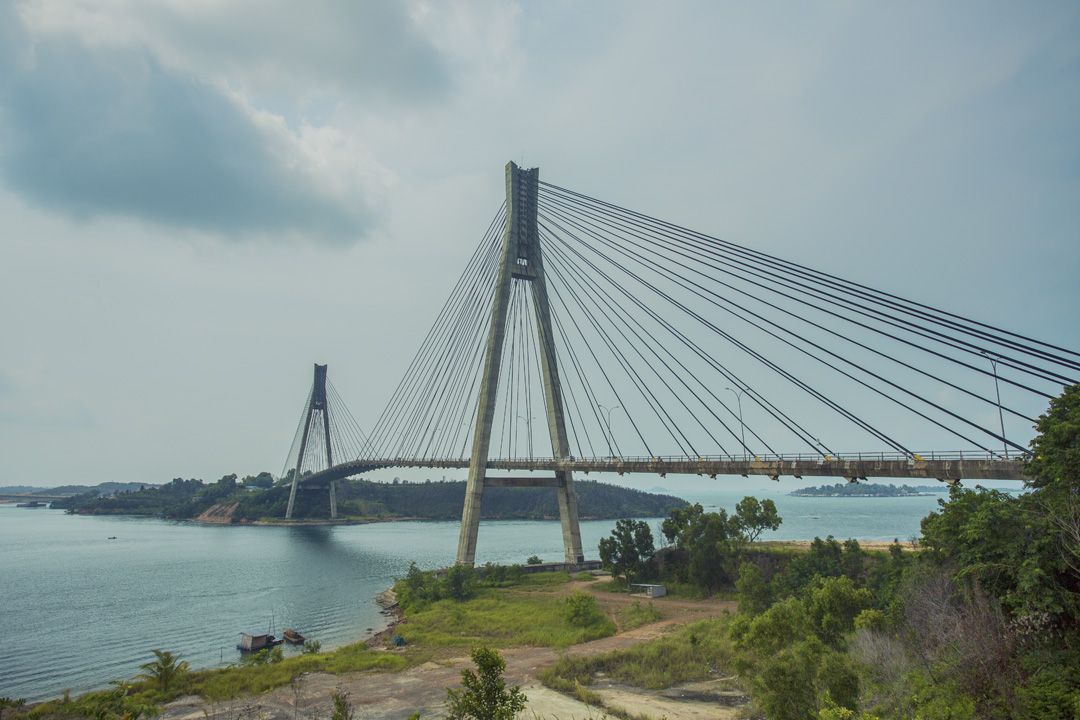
xmin=296 ymin=453 xmax=1027 ymax=487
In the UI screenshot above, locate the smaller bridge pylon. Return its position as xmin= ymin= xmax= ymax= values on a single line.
xmin=282 ymin=363 xmax=371 ymax=519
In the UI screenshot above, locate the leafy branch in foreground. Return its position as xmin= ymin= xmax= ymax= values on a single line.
xmin=445 ymin=646 xmax=527 ymax=720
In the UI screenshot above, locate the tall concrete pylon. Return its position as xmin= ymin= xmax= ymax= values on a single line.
xmin=285 ymin=363 xmax=338 ymax=520
xmin=456 ymin=162 xmax=585 ymax=565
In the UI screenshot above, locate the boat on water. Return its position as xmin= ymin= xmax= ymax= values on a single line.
xmin=282 ymin=628 xmax=306 ymax=645
xmin=16 ymin=501 xmax=47 ymax=508
xmin=237 ymin=632 xmax=283 ymax=652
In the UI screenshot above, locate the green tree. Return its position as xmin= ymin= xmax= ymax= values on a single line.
xmin=598 ymin=518 xmax=655 ymax=586
xmin=751 ymin=638 xmax=824 ymax=720
xmin=443 ymin=564 xmax=476 ymax=601
xmin=685 ymin=511 xmax=737 ymax=591
xmin=805 ymin=576 xmax=873 ymax=648
xmin=733 ymin=496 xmax=782 ymax=542
xmin=661 ymin=502 xmax=704 ymax=546
xmin=136 ymin=649 xmax=189 ymax=692
xmin=736 ymin=561 xmax=772 ymax=614
xmin=445 ymin=646 xmax=527 ymax=720
xmin=1026 ymin=383 xmax=1080 ymax=492
xmin=1026 ymin=383 xmax=1080 ymax=599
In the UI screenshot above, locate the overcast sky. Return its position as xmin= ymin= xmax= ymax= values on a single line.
xmin=1 ymin=1 xmax=1077 ymax=489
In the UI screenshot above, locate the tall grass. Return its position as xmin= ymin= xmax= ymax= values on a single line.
xmin=398 ymin=586 xmax=616 ymax=649
xmin=617 ymin=601 xmax=662 ymax=630
xmin=541 ymin=617 xmax=735 ymax=691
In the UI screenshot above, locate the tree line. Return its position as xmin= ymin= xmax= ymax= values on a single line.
xmin=595 ymin=385 xmax=1080 ymax=719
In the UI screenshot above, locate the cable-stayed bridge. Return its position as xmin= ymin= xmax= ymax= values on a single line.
xmin=279 ymin=162 xmax=1076 ymax=565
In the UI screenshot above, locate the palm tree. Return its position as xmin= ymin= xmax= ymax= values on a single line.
xmin=137 ymin=649 xmax=189 ymax=692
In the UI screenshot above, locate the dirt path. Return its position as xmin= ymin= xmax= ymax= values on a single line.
xmin=162 ymin=584 xmax=738 ymax=720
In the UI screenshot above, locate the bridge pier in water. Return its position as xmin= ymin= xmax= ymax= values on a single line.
xmin=457 ymin=162 xmax=584 ymax=565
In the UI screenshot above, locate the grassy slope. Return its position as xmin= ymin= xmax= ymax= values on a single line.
xmin=396 ymin=572 xmax=616 ymax=650
xmin=541 ymin=617 xmax=736 ymax=691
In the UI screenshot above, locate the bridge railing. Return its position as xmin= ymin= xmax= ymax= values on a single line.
xmin=362 ymin=450 xmax=1026 ymax=466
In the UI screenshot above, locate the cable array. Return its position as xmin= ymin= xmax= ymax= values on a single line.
xmin=532 ymin=182 xmax=1074 ymax=458
xmin=280 ymin=378 xmax=376 ymax=479
xmin=362 ymin=205 xmax=508 ymax=460
xmin=291 ymin=178 xmax=1077 ymax=472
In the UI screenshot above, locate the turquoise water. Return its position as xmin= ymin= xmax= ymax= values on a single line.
xmin=0 ymin=489 xmax=950 ymax=700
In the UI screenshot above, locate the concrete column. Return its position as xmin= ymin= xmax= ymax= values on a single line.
xmin=529 ymin=225 xmax=584 ymax=563
xmin=456 ymin=163 xmax=521 ymax=564
xmin=456 ymin=161 xmax=584 ymax=565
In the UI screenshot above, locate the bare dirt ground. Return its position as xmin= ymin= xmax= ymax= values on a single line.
xmin=162 ymin=580 xmax=740 ymax=720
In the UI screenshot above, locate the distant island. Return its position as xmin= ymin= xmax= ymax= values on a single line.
xmin=48 ymin=474 xmax=688 ymax=523
xmin=789 ymin=482 xmax=950 ymax=497
xmin=0 ymin=481 xmax=158 ymax=497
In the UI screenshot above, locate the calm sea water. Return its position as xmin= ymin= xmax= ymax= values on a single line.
xmin=0 ymin=488 xmax=950 ymax=701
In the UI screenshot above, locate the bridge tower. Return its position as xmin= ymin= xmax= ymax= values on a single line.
xmin=285 ymin=363 xmax=338 ymax=520
xmin=457 ymin=162 xmax=585 ymax=565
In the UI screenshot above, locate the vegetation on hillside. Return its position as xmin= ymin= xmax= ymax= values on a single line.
xmin=53 ymin=475 xmax=687 ymax=522
xmin=579 ymin=384 xmax=1080 ymax=719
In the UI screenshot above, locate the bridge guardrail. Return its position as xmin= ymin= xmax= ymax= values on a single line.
xmin=348 ymin=450 xmax=1027 ymax=466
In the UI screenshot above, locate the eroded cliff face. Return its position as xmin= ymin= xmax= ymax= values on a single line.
xmin=193 ymin=502 xmax=239 ymax=523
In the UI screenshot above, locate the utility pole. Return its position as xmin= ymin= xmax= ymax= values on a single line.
xmin=981 ymin=351 xmax=1008 ymax=459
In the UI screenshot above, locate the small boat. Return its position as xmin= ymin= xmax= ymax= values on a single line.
xmin=16 ymin=501 xmax=46 ymax=508
xmin=282 ymin=628 xmax=305 ymax=645
xmin=237 ymin=632 xmax=283 ymax=652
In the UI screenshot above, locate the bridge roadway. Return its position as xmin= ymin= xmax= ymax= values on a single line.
xmin=296 ymin=452 xmax=1027 ymax=487
xmin=0 ymin=493 xmax=70 ymax=502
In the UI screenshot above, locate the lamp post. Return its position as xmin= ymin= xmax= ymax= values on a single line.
xmin=725 ymin=387 xmax=747 ymax=461
xmin=980 ymin=351 xmax=1008 ymax=459
xmin=598 ymin=404 xmax=621 ymax=457
xmin=516 ymin=414 xmax=535 ymax=458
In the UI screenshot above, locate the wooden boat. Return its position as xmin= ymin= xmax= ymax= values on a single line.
xmin=237 ymin=632 xmax=283 ymax=652
xmin=282 ymin=628 xmax=305 ymax=645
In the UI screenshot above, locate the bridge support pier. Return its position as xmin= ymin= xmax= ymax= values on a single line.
xmin=457 ymin=162 xmax=584 ymax=565
xmin=285 ymin=363 xmax=337 ymax=520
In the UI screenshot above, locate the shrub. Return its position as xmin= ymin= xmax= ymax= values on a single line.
xmin=565 ymin=591 xmax=605 ymax=627
xmin=445 ymin=647 xmax=527 ymax=720
xmin=443 ymin=564 xmax=476 ymax=601
xmin=736 ymin=561 xmax=772 ymax=614
xmin=330 ymin=690 xmax=354 ymax=720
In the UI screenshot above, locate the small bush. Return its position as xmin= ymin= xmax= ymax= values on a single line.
xmin=443 ymin=564 xmax=476 ymax=601
xmin=565 ymin=591 xmax=606 ymax=627
xmin=618 ymin=600 xmax=661 ymax=630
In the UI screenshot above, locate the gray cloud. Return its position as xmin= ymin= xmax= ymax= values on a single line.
xmin=127 ymin=0 xmax=451 ymax=105
xmin=0 ymin=8 xmax=394 ymax=241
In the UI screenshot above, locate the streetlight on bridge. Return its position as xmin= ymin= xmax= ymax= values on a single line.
xmin=598 ymin=404 xmax=621 ymax=457
xmin=725 ymin=387 xmax=748 ymax=462
xmin=516 ymin=414 xmax=535 ymax=458
xmin=980 ymin=350 xmax=1008 ymax=459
